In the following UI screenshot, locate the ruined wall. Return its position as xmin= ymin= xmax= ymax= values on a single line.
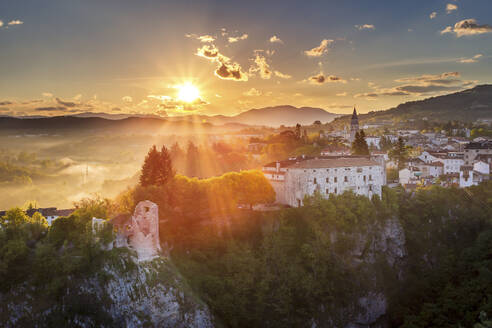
xmin=113 ymin=201 xmax=162 ymax=261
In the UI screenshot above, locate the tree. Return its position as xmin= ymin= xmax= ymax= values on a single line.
xmin=389 ymin=137 xmax=410 ymax=170
xmin=295 ymin=124 xmax=302 ymax=140
xmin=351 ymin=130 xmax=369 ymax=155
xmin=380 ymin=136 xmax=393 ymax=152
xmin=186 ymin=141 xmax=200 ymax=177
xmin=139 ymin=145 xmax=175 ymax=187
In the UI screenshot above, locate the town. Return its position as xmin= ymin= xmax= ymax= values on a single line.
xmin=257 ymin=107 xmax=491 ymax=206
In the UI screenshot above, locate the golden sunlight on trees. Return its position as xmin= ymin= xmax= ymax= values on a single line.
xmin=139 ymin=145 xmax=175 ymax=187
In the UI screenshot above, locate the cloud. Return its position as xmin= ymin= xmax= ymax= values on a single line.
xmin=185 ymin=33 xmax=216 ymax=43
xmin=8 ymin=20 xmax=23 ymax=26
xmin=250 ymin=53 xmax=272 ymax=79
xmin=148 ymin=94 xmax=208 ymax=113
xmin=441 ymin=19 xmax=492 ymax=37
xmin=122 ymin=96 xmax=133 ymax=103
xmin=336 ymin=92 xmax=348 ymax=97
xmin=41 ymin=92 xmax=53 ymax=98
xmin=325 ymin=103 xmax=353 ymax=109
xmin=304 ymin=39 xmax=333 ymax=57
xmin=0 ymin=101 xmax=13 ymax=106
xmin=274 ymin=70 xmax=292 ymax=79
xmin=35 ymin=106 xmax=66 ymax=112
xmin=355 ymin=71 xmax=475 ymax=99
xmin=196 ymin=44 xmax=220 ymax=59
xmin=446 ymin=3 xmax=458 ymax=14
xmin=198 ymin=35 xmax=215 ymax=42
xmin=228 ymin=33 xmax=248 ymax=43
xmin=196 ymin=44 xmax=248 ymax=81
xmin=269 ymin=35 xmax=283 ymax=44
xmin=355 ymin=24 xmax=375 ymax=30
xmin=458 ymin=54 xmax=483 ymax=63
xmin=56 ymin=97 xmax=77 ymax=107
xmin=215 ymin=61 xmax=248 ymax=81
xmin=243 ymin=88 xmax=262 ymax=96
xmin=430 ymin=12 xmax=437 ymax=19
xmin=394 ymin=71 xmax=460 ymax=84
xmin=305 ymin=72 xmax=347 ymax=85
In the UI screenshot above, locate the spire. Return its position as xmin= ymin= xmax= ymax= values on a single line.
xmin=351 ymin=107 xmax=358 ymax=120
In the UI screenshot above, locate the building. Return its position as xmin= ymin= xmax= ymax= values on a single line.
xmin=365 ymin=136 xmax=381 ymax=149
xmin=320 ymin=145 xmax=350 ymax=156
xmin=25 ymin=207 xmax=74 ymax=225
xmin=110 ymin=200 xmax=162 ymax=260
xmin=350 ymin=107 xmax=359 ymax=143
xmin=464 ymin=141 xmax=492 ymax=165
xmin=419 ymin=151 xmax=464 ymax=174
xmin=459 ymin=161 xmax=490 ymax=188
xmin=262 ymin=156 xmax=386 ymax=207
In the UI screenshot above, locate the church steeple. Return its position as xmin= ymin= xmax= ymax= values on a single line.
xmin=351 ymin=107 xmax=358 ymax=121
xmin=350 ymin=107 xmax=359 ymax=142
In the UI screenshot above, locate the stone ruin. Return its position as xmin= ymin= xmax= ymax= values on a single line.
xmin=110 ymin=200 xmax=162 ymax=261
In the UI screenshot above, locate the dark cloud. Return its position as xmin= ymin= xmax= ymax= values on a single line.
xmin=355 ymin=71 xmax=475 ymax=98
xmin=441 ymin=19 xmax=492 ymax=37
xmin=306 ymin=72 xmax=346 ymax=85
xmin=0 ymin=101 xmax=13 ymax=106
xmin=395 ymin=84 xmax=462 ymax=94
xmin=215 ymin=61 xmax=248 ymax=81
xmin=196 ymin=44 xmax=248 ymax=81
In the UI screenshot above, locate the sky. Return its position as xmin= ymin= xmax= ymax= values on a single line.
xmin=1 ymin=0 xmax=492 ymax=117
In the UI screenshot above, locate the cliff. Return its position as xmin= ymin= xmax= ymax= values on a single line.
xmin=1 ymin=250 xmax=215 ymax=327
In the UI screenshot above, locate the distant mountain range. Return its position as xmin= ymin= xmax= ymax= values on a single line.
xmin=10 ymin=105 xmax=339 ymax=127
xmin=361 ymin=84 xmax=492 ymax=123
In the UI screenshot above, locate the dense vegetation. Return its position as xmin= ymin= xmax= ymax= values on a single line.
xmin=0 ymin=198 xmax=117 ymax=325
xmin=168 ymin=183 xmax=492 ymax=327
xmin=2 ymin=144 xmax=492 ymax=327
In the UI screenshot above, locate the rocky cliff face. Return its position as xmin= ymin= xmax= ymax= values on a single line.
xmin=1 ymin=251 xmax=215 ymax=328
xmin=315 ymin=217 xmax=407 ymax=328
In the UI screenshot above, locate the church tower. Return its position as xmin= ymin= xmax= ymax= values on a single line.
xmin=350 ymin=107 xmax=359 ymax=142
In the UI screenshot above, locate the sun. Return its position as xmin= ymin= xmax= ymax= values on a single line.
xmin=177 ymin=83 xmax=200 ymax=103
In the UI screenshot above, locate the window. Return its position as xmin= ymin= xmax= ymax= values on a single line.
xmin=313 ymin=178 xmax=317 ymax=184
xmin=334 ymin=177 xmax=337 ymax=183
xmin=369 ymin=185 xmax=372 ymax=191
xmin=344 ymin=176 xmax=348 ymax=182
xmin=326 ymin=177 xmax=329 ymax=183
xmin=326 ymin=188 xmax=329 ymax=194
xmin=369 ymin=174 xmax=372 ymax=181
xmin=363 ymin=175 xmax=366 ymax=182
xmin=334 ymin=187 xmax=337 ymax=194
xmin=357 ymin=168 xmax=362 ymax=173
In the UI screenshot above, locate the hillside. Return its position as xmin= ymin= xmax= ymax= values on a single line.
xmin=356 ymin=84 xmax=492 ymax=124
xmin=0 ymin=116 xmax=237 ymax=135
xmin=229 ymin=105 xmax=338 ymax=126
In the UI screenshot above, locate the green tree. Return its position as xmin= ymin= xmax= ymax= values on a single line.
xmin=389 ymin=137 xmax=410 ymax=170
xmin=139 ymin=145 xmax=175 ymax=187
xmin=351 ymin=130 xmax=369 ymax=155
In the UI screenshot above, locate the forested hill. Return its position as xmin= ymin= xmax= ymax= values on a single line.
xmin=0 ymin=116 xmax=245 ymax=135
xmin=335 ymin=85 xmax=492 ymax=125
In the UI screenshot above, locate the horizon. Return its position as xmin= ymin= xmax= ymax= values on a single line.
xmin=1 ymin=0 xmax=492 ymax=118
